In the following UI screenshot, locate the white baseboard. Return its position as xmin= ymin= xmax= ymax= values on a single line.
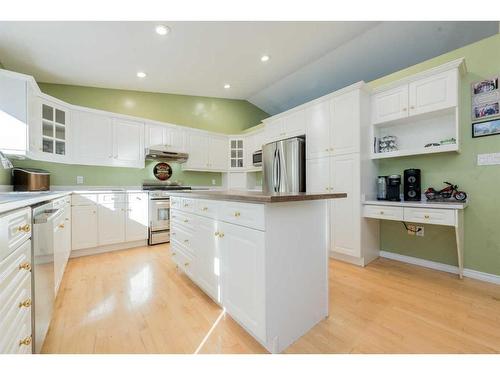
xmin=329 ymin=251 xmax=365 ymax=266
xmin=70 ymin=240 xmax=148 ymax=258
xmin=380 ymin=250 xmax=500 ymax=285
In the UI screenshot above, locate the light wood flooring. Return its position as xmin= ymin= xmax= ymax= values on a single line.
xmin=42 ymin=245 xmax=500 ymax=354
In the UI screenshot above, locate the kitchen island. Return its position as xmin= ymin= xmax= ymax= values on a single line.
xmin=168 ymin=190 xmax=346 ymax=353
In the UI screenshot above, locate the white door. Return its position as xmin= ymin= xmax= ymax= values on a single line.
xmin=306 ymin=157 xmax=331 ymax=193
xmin=125 ymin=198 xmax=149 ymax=242
xmin=263 ymin=118 xmax=284 ymax=144
xmin=209 ymin=135 xmax=229 ymax=170
xmin=330 ymin=154 xmax=360 ymax=258
xmin=193 ymin=216 xmax=220 ymax=302
xmin=219 ymin=221 xmax=265 ymax=341
xmin=112 ymin=118 xmax=144 ymax=167
xmin=165 ymin=126 xmax=185 ymax=152
xmin=371 ymin=85 xmax=409 ymax=124
xmin=145 ymin=123 xmax=166 ymax=148
xmin=184 ymin=131 xmax=209 ymax=169
xmin=282 ymin=110 xmax=305 ymax=138
xmin=39 ymin=100 xmax=71 ymax=162
xmin=72 ymin=110 xmax=113 ymax=165
xmin=409 ymin=70 xmax=457 ymax=116
xmin=98 ymin=203 xmax=126 ymax=246
xmin=331 ymin=90 xmax=360 ymax=155
xmin=243 ymin=135 xmax=254 ymax=168
xmin=71 ymin=205 xmax=98 ymax=250
xmin=305 ymin=100 xmax=331 ymax=159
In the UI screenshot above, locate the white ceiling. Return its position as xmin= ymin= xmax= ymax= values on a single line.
xmin=0 ymin=21 xmax=497 ymax=116
xmin=0 ymin=21 xmax=378 ymax=100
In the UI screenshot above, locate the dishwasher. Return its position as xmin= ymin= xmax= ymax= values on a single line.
xmin=32 ymin=200 xmax=62 ymax=354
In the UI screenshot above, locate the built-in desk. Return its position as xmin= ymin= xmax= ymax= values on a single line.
xmin=363 ymin=199 xmax=467 ymax=278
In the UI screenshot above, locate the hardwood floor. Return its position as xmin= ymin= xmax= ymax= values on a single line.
xmin=42 ymin=245 xmax=500 ymax=354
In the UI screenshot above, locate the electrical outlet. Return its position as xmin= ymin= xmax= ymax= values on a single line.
xmin=76 ymin=176 xmax=84 ymax=184
xmin=416 ymin=225 xmax=425 ymax=237
xmin=407 ymin=224 xmax=416 ymax=236
xmin=211 ymin=179 xmax=216 ymax=186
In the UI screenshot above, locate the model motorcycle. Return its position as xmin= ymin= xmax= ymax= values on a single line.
xmin=425 ymin=182 xmax=467 ymax=201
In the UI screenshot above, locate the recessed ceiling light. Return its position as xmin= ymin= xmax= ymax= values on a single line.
xmin=137 ymin=72 xmax=147 ymax=78
xmin=155 ymin=25 xmax=170 ymax=36
xmin=224 ymin=84 xmax=231 ymax=89
xmin=261 ymin=55 xmax=270 ymax=62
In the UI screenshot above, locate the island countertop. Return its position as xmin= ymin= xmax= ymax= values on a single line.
xmin=166 ymin=190 xmax=347 ymax=203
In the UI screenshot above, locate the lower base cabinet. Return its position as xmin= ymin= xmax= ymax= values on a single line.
xmin=72 ymin=205 xmax=98 ymax=250
xmin=192 ymin=216 xmax=219 ymax=301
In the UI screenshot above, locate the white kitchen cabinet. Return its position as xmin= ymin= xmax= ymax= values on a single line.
xmin=112 ymin=118 xmax=144 ymax=168
xmin=71 ymin=205 xmax=98 ymax=250
xmin=193 ymin=215 xmax=220 ymax=301
xmin=305 ymin=100 xmax=331 ymax=160
xmin=37 ymin=99 xmax=71 ymax=162
xmin=371 ymin=84 xmax=409 ymax=125
xmin=263 ymin=118 xmax=284 ymax=144
xmin=263 ymin=111 xmax=305 ymax=145
xmin=219 ymin=221 xmax=266 ymax=341
xmin=209 ymin=135 xmax=229 ymax=170
xmin=330 ymin=89 xmax=360 ymax=155
xmin=72 ymin=109 xmax=113 ymax=165
xmin=329 ymin=153 xmax=360 ymax=258
xmin=183 ymin=131 xmax=209 ymax=170
xmin=229 ymin=138 xmax=244 ymax=169
xmin=306 ymin=157 xmax=331 ymax=193
xmin=408 ymin=70 xmax=457 ymax=116
xmin=53 ymin=213 xmax=66 ymax=294
xmin=145 ymin=122 xmax=185 ymax=152
xmin=98 ymin=203 xmax=126 ymax=246
xmin=125 ymin=195 xmax=149 ymax=242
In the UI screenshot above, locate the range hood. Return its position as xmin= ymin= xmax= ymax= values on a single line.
xmin=145 ymin=145 xmax=189 ymax=163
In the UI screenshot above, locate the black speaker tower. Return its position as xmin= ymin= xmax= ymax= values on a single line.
xmin=404 ymin=169 xmax=421 ymax=201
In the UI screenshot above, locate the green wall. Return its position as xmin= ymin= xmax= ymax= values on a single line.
xmin=369 ymin=33 xmax=500 ymax=276
xmin=0 ymin=82 xmax=268 ymax=187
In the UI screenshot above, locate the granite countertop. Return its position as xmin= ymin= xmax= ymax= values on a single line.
xmin=167 ymin=190 xmax=347 ymax=203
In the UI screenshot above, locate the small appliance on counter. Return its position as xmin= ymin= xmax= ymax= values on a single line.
xmin=403 ymin=169 xmax=421 ymax=201
xmin=386 ymin=175 xmax=401 ymax=201
xmin=377 ymin=176 xmax=387 ymax=200
xmin=12 ymin=168 xmax=50 ymax=191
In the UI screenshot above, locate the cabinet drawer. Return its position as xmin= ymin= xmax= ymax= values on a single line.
xmin=403 ymin=207 xmax=455 ymax=226
xmin=71 ymin=193 xmax=98 ymax=206
xmin=219 ymin=202 xmax=265 ymax=230
xmin=363 ymin=205 xmax=403 ymax=221
xmin=0 ymin=208 xmax=31 ymax=261
xmin=98 ymin=193 xmax=127 ymax=204
xmin=0 ymin=240 xmax=31 ymax=310
xmin=170 ymin=209 xmax=195 ymax=230
xmin=170 ymin=226 xmax=194 ymax=255
xmin=170 ymin=196 xmax=181 ymax=210
xmin=0 ymin=272 xmax=32 ymax=354
xmin=194 ymin=199 xmax=218 ymax=219
xmin=180 ymin=198 xmax=195 ymax=212
xmin=171 ymin=240 xmax=195 ymax=280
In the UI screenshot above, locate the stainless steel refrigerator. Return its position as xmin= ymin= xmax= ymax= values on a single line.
xmin=262 ymin=137 xmax=306 ymax=193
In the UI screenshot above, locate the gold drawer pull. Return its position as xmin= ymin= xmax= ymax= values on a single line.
xmin=234 ymin=211 xmax=241 ymax=217
xmin=19 ymin=298 xmax=32 ymax=308
xmin=184 ymin=262 xmax=189 ymax=267
xmin=19 ymin=336 xmax=32 ymax=346
xmin=19 ymin=262 xmax=31 ymax=272
xmin=219 ymin=232 xmax=224 ymax=238
xmin=183 ymin=203 xmax=189 ymax=207
xmin=59 ymin=224 xmax=65 ymax=229
xmin=202 ymin=207 xmax=208 ymax=211
xmin=214 ymin=231 xmax=220 ymax=237
xmin=183 ymin=219 xmax=189 ymax=223
xmin=184 ymin=239 xmax=189 ymax=243
xmin=172 ymin=252 xmax=176 ymax=256
xmin=424 ymin=215 xmax=430 ymax=219
xmin=65 ymin=218 xmax=70 ymax=221
xmin=380 ymin=211 xmax=384 ymax=215
xmin=17 ymin=224 xmax=30 ymax=233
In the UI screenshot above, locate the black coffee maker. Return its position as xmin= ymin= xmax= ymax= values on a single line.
xmin=386 ymin=175 xmax=401 ymax=201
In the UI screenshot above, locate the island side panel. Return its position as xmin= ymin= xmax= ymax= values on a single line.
xmin=264 ymin=199 xmax=329 ymax=353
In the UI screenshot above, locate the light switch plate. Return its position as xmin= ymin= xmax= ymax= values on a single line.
xmin=477 ymin=152 xmax=500 ymax=166
xmin=76 ymin=176 xmax=84 ymax=184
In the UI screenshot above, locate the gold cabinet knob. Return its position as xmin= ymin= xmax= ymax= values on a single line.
xmin=380 ymin=211 xmax=384 ymax=215
xmin=19 ymin=298 xmax=32 ymax=308
xmin=59 ymin=224 xmax=65 ymax=229
xmin=184 ymin=203 xmax=189 ymax=207
xmin=233 ymin=211 xmax=241 ymax=217
xmin=403 ymin=108 xmax=407 ymax=111
xmin=183 ymin=219 xmax=189 ymax=223
xmin=19 ymin=336 xmax=32 ymax=346
xmin=17 ymin=224 xmax=31 ymax=233
xmin=184 ymin=239 xmax=189 ymax=243
xmin=19 ymin=262 xmax=32 ymax=272
xmin=202 ymin=207 xmax=208 ymax=211
xmin=65 ymin=218 xmax=70 ymax=221
xmin=325 ymin=148 xmax=329 ymax=152
xmin=184 ymin=262 xmax=189 ymax=267
xmin=214 ymin=231 xmax=219 ymax=237
xmin=424 ymin=215 xmax=430 ymax=219
xmin=219 ymin=232 xmax=224 ymax=238
xmin=410 ymin=106 xmax=415 ymax=109
xmin=172 ymin=252 xmax=176 ymax=256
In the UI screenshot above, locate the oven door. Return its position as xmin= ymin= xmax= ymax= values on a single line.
xmin=149 ymin=199 xmax=170 ymax=231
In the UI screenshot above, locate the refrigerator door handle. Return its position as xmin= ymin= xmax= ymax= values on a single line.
xmin=272 ymin=148 xmax=278 ymax=192
xmin=276 ymin=147 xmax=281 ymax=192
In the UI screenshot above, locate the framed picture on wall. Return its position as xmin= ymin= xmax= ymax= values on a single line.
xmin=472 ymin=118 xmax=500 ymax=138
xmin=471 ymin=76 xmax=500 ymax=121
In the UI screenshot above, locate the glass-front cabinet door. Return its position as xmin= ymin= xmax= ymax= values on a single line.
xmin=38 ymin=99 xmax=70 ymax=160
xmin=230 ymin=138 xmax=244 ymax=168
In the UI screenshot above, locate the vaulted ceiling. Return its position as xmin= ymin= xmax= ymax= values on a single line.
xmin=0 ymin=21 xmax=497 ymax=115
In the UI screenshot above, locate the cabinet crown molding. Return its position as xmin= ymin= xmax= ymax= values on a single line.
xmin=371 ymin=57 xmax=467 ymax=94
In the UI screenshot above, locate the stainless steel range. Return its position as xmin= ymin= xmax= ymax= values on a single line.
xmin=143 ymin=184 xmax=191 ymax=245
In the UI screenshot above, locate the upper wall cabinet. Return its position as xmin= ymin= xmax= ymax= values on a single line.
xmin=145 ymin=122 xmax=185 ymax=152
xmin=0 ymin=74 xmax=28 ymax=156
xmin=263 ymin=110 xmax=306 ymax=144
xmin=371 ymin=59 xmax=466 ymax=159
xmin=112 ymin=118 xmax=144 ymax=168
xmin=183 ymin=131 xmax=229 ymax=172
xmin=208 ymin=135 xmax=229 ymax=171
xmin=35 ymin=99 xmax=71 ymax=162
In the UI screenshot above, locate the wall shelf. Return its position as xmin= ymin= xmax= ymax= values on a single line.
xmin=371 ymin=143 xmax=458 ymax=159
